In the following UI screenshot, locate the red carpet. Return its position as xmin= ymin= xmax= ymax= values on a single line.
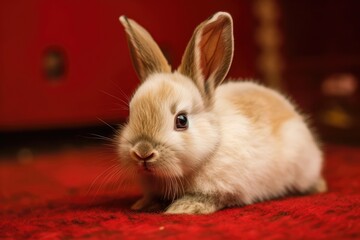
xmin=1 ymin=145 xmax=359 ymax=239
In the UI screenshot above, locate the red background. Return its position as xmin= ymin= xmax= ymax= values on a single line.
xmin=0 ymin=0 xmax=257 ymax=131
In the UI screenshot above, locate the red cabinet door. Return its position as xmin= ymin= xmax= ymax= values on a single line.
xmin=0 ymin=0 xmax=256 ymax=131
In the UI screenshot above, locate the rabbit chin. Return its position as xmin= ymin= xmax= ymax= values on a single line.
xmin=132 ymin=158 xmax=185 ymax=179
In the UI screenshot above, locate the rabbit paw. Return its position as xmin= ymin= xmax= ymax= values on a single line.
xmin=307 ymin=177 xmax=327 ymax=194
xmin=165 ymin=194 xmax=219 ymax=214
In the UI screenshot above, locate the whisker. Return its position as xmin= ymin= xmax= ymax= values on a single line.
xmin=115 ymin=165 xmax=134 ymax=193
xmin=159 ymin=166 xmax=170 ymax=200
xmin=87 ymin=163 xmax=119 ymax=197
xmin=93 ymin=168 xmax=119 ymax=197
xmin=87 ymin=133 xmax=115 ymax=143
xmin=163 ymin=165 xmax=177 ymax=202
xmin=97 ymin=118 xmax=117 ymax=131
xmin=105 ymin=166 xmax=126 ymax=191
xmin=100 ymin=90 xmax=129 ymax=109
xmin=109 ymin=81 xmax=132 ymax=102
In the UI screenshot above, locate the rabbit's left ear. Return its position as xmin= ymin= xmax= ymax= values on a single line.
xmin=178 ymin=12 xmax=234 ymax=102
xmin=120 ymin=16 xmax=171 ymax=82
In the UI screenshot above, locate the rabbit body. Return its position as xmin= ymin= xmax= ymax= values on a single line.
xmin=178 ymin=81 xmax=324 ymax=213
xmin=118 ymin=12 xmax=326 ymax=214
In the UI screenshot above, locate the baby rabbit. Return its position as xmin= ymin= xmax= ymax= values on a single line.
xmin=117 ymin=12 xmax=326 ymax=214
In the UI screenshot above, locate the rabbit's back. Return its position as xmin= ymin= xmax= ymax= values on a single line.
xmin=215 ymin=81 xmax=299 ymax=132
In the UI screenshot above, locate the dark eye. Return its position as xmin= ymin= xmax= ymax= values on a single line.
xmin=175 ymin=113 xmax=188 ymax=131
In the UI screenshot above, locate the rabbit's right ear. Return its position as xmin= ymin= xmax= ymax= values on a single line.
xmin=119 ymin=16 xmax=171 ymax=82
xmin=178 ymin=12 xmax=234 ymax=104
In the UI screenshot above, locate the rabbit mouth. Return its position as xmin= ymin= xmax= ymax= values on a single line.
xmin=138 ymin=161 xmax=155 ymax=174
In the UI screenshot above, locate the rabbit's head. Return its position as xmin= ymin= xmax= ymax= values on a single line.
xmin=117 ymin=12 xmax=233 ymax=179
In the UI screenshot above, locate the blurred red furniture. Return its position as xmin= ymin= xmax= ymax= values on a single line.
xmin=0 ymin=0 xmax=257 ymax=131
xmin=280 ymin=0 xmax=360 ymax=143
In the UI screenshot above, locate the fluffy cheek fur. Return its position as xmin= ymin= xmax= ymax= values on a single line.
xmin=174 ymin=112 xmax=220 ymax=173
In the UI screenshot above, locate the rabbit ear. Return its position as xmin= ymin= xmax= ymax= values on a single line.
xmin=119 ymin=16 xmax=171 ymax=82
xmin=179 ymin=12 xmax=234 ymax=103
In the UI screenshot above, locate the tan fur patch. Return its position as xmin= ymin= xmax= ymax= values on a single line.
xmin=170 ymin=103 xmax=177 ymax=115
xmin=227 ymin=87 xmax=297 ymax=134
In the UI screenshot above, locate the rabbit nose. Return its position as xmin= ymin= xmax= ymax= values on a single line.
xmin=131 ymin=151 xmax=155 ymax=162
xmin=130 ymin=141 xmax=157 ymax=162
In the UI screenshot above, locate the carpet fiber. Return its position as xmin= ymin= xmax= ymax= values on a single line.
xmin=1 ymin=145 xmax=359 ymax=239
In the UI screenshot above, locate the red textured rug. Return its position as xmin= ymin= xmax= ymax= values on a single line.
xmin=1 ymin=145 xmax=359 ymax=239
